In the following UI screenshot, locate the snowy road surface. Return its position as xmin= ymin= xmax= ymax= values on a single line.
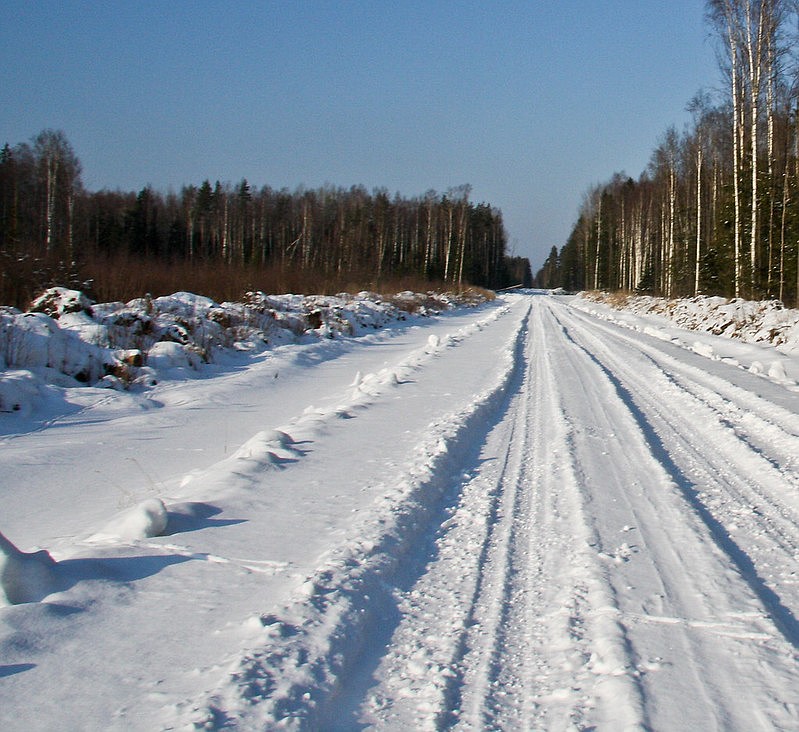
xmin=2 ymin=293 xmax=799 ymax=730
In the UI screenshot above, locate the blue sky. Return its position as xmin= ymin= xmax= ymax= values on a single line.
xmin=1 ymin=1 xmax=718 ymax=270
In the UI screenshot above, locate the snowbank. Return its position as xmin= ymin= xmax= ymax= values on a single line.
xmin=1 ymin=286 xmax=485 ymax=415
xmin=568 ymin=292 xmax=799 ymax=389
xmin=580 ymin=292 xmax=799 ymax=350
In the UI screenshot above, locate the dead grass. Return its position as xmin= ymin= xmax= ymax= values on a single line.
xmin=1 ymin=250 xmax=496 ymax=309
xmin=582 ymin=290 xmax=633 ymax=309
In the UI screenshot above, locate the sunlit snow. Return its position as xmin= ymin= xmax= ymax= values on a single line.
xmin=2 ymin=289 xmax=799 ymax=730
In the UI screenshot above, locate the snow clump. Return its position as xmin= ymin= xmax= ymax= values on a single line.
xmin=90 ymin=498 xmax=169 ymax=543
xmin=0 ymin=531 xmax=58 ymax=606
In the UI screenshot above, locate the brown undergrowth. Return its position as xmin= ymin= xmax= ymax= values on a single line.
xmin=1 ymin=250 xmax=495 ymax=309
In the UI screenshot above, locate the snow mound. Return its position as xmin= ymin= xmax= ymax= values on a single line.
xmin=29 ymin=287 xmax=94 ymax=318
xmin=90 ymin=498 xmax=169 ymax=543
xmin=578 ymin=292 xmax=799 ymax=385
xmin=145 ymin=341 xmax=204 ymax=372
xmin=0 ymin=531 xmax=58 ymax=606
xmin=0 ymin=370 xmax=49 ymax=415
xmin=691 ymin=340 xmax=715 ymax=359
xmin=232 ymin=430 xmax=295 ymax=465
xmin=1 ymin=287 xmax=486 ymax=415
xmin=0 ymin=308 xmax=112 ymax=384
xmin=768 ymin=360 xmax=788 ymax=381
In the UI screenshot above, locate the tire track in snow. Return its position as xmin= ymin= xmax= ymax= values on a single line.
xmin=359 ymin=295 xmax=647 ymax=730
xmin=170 ymin=299 xmax=533 ymax=730
xmin=454 ymin=295 xmax=648 ymax=730
xmin=360 ymin=293 xmax=799 ymax=730
xmin=558 ymin=304 xmax=799 ymax=639
xmin=354 ymin=308 xmax=535 ymax=730
xmin=564 ymin=301 xmax=799 ymax=505
xmin=552 ymin=300 xmax=799 ymax=729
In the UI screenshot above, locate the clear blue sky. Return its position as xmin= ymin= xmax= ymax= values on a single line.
xmin=1 ymin=1 xmax=717 ymax=271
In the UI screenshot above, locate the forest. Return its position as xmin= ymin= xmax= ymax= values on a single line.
xmin=537 ymin=0 xmax=799 ymax=307
xmin=0 ymin=131 xmax=531 ymax=309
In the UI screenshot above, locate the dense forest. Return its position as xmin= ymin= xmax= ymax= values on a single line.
xmin=0 ymin=131 xmax=531 ymax=308
xmin=537 ymin=0 xmax=799 ymax=307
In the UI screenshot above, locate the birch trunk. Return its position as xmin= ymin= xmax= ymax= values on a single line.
xmin=695 ymin=143 xmax=703 ymax=295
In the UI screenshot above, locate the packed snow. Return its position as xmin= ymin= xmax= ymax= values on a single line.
xmin=1 ymin=289 xmax=799 ymax=730
xmin=576 ymin=291 xmax=799 ymax=386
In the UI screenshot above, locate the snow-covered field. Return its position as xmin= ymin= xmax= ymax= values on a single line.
xmin=2 ymin=289 xmax=799 ymax=730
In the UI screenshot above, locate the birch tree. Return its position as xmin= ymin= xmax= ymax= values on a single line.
xmin=32 ymin=130 xmax=81 ymax=257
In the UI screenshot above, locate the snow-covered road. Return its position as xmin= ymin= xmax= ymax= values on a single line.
xmin=2 ymin=293 xmax=799 ymax=730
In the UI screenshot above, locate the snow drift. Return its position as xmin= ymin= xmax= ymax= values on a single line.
xmin=0 ymin=532 xmax=58 ymax=606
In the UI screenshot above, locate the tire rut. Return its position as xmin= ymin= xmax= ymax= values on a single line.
xmin=554 ymin=300 xmax=799 ymax=728
xmin=344 ymin=295 xmax=799 ymax=730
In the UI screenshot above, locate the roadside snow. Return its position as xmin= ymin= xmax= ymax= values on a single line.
xmin=0 ymin=286 xmax=510 ymax=730
xmin=2 ymin=289 xmax=799 ymax=730
xmin=0 ymin=286 xmax=476 ymax=416
xmin=573 ymin=292 xmax=799 ymax=388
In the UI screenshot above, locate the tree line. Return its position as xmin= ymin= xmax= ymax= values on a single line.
xmin=537 ymin=0 xmax=799 ymax=307
xmin=0 ymin=130 xmax=530 ymax=307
